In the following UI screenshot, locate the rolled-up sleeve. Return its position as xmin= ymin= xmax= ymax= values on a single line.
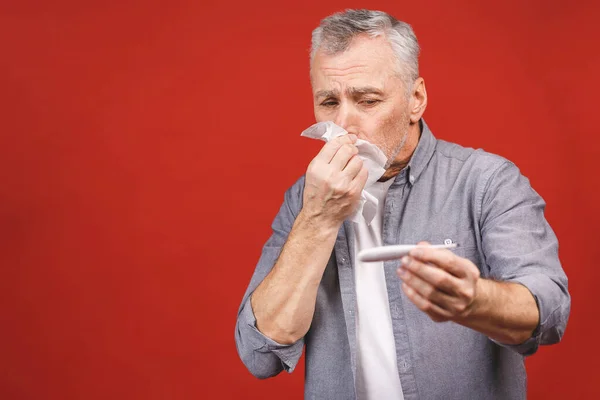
xmin=234 ymin=177 xmax=306 ymax=378
xmin=479 ymin=161 xmax=570 ymax=356
xmin=236 ymin=296 xmax=305 ymax=378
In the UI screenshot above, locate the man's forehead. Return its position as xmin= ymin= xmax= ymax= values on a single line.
xmin=310 ymin=35 xmax=401 ymax=94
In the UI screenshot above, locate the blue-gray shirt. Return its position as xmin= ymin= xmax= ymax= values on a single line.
xmin=235 ymin=121 xmax=570 ymax=399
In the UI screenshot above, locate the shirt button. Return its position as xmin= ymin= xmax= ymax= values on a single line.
xmin=399 ymin=358 xmax=411 ymax=372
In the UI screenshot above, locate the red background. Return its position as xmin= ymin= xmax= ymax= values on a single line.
xmin=1 ymin=0 xmax=599 ymax=399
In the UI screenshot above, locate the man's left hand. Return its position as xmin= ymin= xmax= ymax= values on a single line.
xmin=396 ymin=242 xmax=481 ymax=323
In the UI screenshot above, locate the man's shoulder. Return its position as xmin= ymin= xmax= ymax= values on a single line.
xmin=281 ymin=175 xmax=306 ymax=211
xmin=434 ymin=138 xmax=513 ymax=172
xmin=286 ymin=175 xmax=306 ymax=196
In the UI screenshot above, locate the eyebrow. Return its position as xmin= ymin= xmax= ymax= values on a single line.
xmin=314 ymin=89 xmax=338 ymax=100
xmin=314 ymin=86 xmax=384 ymax=100
xmin=348 ymin=86 xmax=384 ymax=96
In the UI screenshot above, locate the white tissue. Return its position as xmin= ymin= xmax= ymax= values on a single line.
xmin=300 ymin=121 xmax=388 ymax=225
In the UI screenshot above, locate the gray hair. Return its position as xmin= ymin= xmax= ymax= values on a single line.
xmin=310 ymin=9 xmax=420 ymax=89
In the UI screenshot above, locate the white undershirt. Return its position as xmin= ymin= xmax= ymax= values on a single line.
xmin=353 ymin=178 xmax=404 ymax=400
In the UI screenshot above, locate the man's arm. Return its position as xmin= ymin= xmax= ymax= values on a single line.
xmin=395 ymin=160 xmax=570 ymax=354
xmin=250 ymin=213 xmax=340 ymax=344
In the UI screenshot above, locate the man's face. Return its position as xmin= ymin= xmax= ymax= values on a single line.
xmin=311 ymin=34 xmax=412 ymax=165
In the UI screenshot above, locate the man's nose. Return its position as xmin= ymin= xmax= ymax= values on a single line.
xmin=333 ymin=102 xmax=357 ymax=133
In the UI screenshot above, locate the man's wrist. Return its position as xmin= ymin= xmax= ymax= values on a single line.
xmin=296 ymin=208 xmax=343 ymax=236
xmin=455 ymin=277 xmax=492 ymax=323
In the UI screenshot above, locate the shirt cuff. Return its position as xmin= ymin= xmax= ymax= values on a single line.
xmin=239 ymin=298 xmax=304 ymax=372
xmin=491 ymin=331 xmax=540 ymax=357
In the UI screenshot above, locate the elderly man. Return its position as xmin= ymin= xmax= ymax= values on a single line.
xmin=235 ymin=9 xmax=570 ymax=400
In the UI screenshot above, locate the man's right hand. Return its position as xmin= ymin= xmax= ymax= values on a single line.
xmin=301 ymin=134 xmax=369 ymax=227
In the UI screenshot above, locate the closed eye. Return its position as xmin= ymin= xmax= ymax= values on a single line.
xmin=361 ymin=99 xmax=381 ymax=106
xmin=320 ymin=100 xmax=338 ymax=107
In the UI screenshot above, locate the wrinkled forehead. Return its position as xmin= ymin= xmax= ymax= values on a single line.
xmin=310 ymin=35 xmax=403 ymax=93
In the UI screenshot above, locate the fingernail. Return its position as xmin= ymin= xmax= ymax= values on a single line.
xmin=401 ymin=256 xmax=410 ymax=265
xmin=397 ymin=268 xmax=406 ymax=277
xmin=410 ymin=249 xmax=422 ymax=258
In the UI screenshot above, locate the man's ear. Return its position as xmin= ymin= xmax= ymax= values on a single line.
xmin=409 ymin=78 xmax=427 ymax=124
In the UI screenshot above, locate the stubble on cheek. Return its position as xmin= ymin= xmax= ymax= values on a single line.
xmin=377 ymin=109 xmax=410 ymax=168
